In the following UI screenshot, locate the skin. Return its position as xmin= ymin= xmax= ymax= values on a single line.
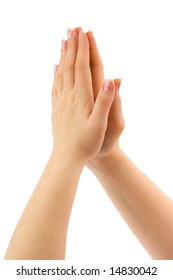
xmin=84 ymin=29 xmax=173 ymax=260
xmin=4 ymin=28 xmax=117 ymax=260
xmin=4 ymin=27 xmax=173 ymax=260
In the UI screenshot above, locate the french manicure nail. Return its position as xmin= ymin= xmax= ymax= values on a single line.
xmin=103 ymin=79 xmax=114 ymax=92
xmin=54 ymin=64 xmax=58 ymax=74
xmin=67 ymin=29 xmax=72 ymax=39
xmin=78 ymin=30 xmax=83 ymax=40
xmin=61 ymin=39 xmax=66 ymax=50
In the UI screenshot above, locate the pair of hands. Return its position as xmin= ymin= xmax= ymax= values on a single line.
xmin=52 ymin=27 xmax=125 ymax=165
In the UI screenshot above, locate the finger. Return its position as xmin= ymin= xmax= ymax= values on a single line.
xmin=74 ymin=26 xmax=82 ymax=35
xmin=114 ymin=78 xmax=122 ymax=91
xmin=52 ymin=64 xmax=59 ymax=99
xmin=63 ymin=29 xmax=78 ymax=91
xmin=112 ymin=78 xmax=122 ymax=110
xmin=75 ymin=30 xmax=92 ymax=93
xmin=112 ymin=78 xmax=125 ymax=131
xmin=55 ymin=39 xmax=67 ymax=94
xmin=86 ymin=31 xmax=104 ymax=100
xmin=90 ymin=79 xmax=115 ymax=127
xmin=54 ymin=64 xmax=58 ymax=76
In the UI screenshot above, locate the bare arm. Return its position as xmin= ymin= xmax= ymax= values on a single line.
xmin=89 ymin=148 xmax=173 ymax=259
xmin=4 ymin=28 xmax=116 ymax=260
xmin=5 ymin=154 xmax=83 ymax=260
xmin=86 ymin=30 xmax=173 ymax=259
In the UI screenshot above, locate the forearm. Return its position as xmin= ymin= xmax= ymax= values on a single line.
xmin=4 ymin=152 xmax=84 ymax=260
xmin=89 ymin=148 xmax=173 ymax=259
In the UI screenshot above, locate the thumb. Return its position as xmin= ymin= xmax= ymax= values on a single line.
xmin=90 ymin=79 xmax=115 ymax=126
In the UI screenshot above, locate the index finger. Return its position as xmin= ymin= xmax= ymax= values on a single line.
xmin=74 ymin=30 xmax=92 ymax=94
xmin=86 ymin=31 xmax=105 ymax=99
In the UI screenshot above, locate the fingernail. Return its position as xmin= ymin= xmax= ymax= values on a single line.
xmin=78 ymin=30 xmax=83 ymax=40
xmin=103 ymin=79 xmax=114 ymax=92
xmin=67 ymin=29 xmax=72 ymax=39
xmin=54 ymin=64 xmax=58 ymax=74
xmin=116 ymin=78 xmax=122 ymax=90
xmin=61 ymin=39 xmax=66 ymax=50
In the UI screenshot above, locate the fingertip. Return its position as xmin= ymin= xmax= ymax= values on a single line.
xmin=61 ymin=39 xmax=67 ymax=51
xmin=114 ymin=78 xmax=122 ymax=91
xmin=78 ymin=29 xmax=88 ymax=41
xmin=103 ymin=79 xmax=115 ymax=92
xmin=86 ymin=30 xmax=93 ymax=37
xmin=74 ymin=26 xmax=82 ymax=34
xmin=91 ymin=79 xmax=115 ymax=125
xmin=78 ymin=30 xmax=89 ymax=49
xmin=86 ymin=30 xmax=96 ymax=47
xmin=78 ymin=30 xmax=83 ymax=40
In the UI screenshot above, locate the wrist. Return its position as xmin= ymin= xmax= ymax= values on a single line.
xmin=87 ymin=145 xmax=124 ymax=172
xmin=51 ymin=148 xmax=85 ymax=170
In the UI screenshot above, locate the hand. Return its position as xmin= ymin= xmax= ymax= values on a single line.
xmin=75 ymin=29 xmax=125 ymax=166
xmin=51 ymin=29 xmax=116 ymax=164
xmin=88 ymin=30 xmax=125 ymax=156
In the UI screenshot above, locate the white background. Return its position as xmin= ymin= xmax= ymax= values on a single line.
xmin=1 ymin=0 xmax=173 ymax=263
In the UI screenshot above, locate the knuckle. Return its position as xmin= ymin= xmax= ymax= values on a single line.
xmin=91 ymin=61 xmax=104 ymax=71
xmin=64 ymin=61 xmax=74 ymax=72
xmin=100 ymin=94 xmax=113 ymax=106
xmin=51 ymin=88 xmax=56 ymax=98
xmin=57 ymin=69 xmax=63 ymax=80
xmin=75 ymin=63 xmax=82 ymax=71
xmin=75 ymin=61 xmax=86 ymax=71
xmin=119 ymin=118 xmax=125 ymax=132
